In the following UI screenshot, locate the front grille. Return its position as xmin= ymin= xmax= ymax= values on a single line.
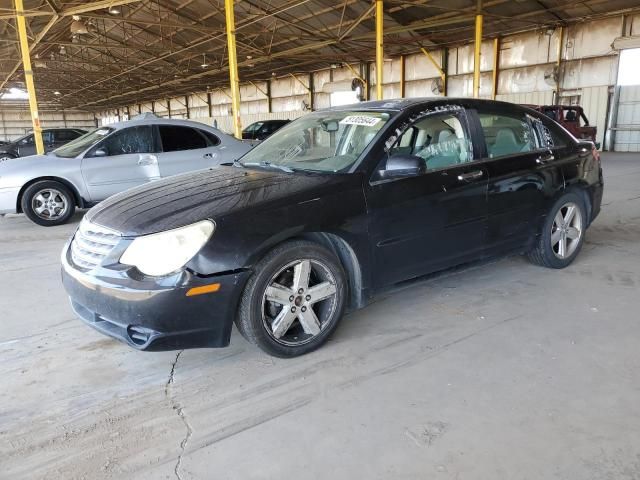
xmin=70 ymin=220 xmax=121 ymax=270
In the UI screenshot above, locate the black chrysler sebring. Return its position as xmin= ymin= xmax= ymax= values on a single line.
xmin=61 ymin=98 xmax=603 ymax=357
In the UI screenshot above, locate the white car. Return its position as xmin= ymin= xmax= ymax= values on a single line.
xmin=0 ymin=116 xmax=252 ymax=226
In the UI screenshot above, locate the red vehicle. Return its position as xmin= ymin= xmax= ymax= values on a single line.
xmin=527 ymin=105 xmax=598 ymax=148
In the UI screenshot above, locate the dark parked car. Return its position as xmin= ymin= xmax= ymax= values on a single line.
xmin=0 ymin=128 xmax=86 ymax=161
xmin=62 ymin=98 xmax=603 ymax=357
xmin=242 ymin=119 xmax=290 ymax=141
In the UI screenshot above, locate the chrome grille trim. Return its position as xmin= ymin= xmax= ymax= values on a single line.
xmin=70 ymin=220 xmax=121 ymax=270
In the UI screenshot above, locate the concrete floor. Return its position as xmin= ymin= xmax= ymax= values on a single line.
xmin=1 ymin=153 xmax=639 ymax=480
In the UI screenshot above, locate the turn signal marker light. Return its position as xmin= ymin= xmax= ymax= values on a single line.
xmin=186 ymin=283 xmax=221 ymax=297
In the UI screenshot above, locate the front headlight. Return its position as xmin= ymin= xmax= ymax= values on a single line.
xmin=120 ymin=220 xmax=215 ymax=276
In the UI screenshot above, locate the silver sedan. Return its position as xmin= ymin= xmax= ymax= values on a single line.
xmin=0 ymin=116 xmax=252 ymax=226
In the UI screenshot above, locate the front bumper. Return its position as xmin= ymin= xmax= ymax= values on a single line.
xmin=61 ymin=240 xmax=250 ymax=351
xmin=0 ymin=186 xmax=19 ymax=214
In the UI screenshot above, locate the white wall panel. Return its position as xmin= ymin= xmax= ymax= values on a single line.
xmin=1 ymin=108 xmax=96 ymax=140
xmin=581 ymin=85 xmax=610 ymax=147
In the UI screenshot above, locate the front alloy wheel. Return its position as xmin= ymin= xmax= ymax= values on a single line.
xmin=21 ymin=180 xmax=76 ymax=226
xmin=262 ymin=259 xmax=338 ymax=346
xmin=236 ymin=240 xmax=347 ymax=357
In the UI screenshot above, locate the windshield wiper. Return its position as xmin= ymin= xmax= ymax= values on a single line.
xmin=242 ymin=160 xmax=295 ymax=173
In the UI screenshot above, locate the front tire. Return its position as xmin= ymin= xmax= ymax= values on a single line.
xmin=528 ymin=191 xmax=587 ymax=268
xmin=236 ymin=240 xmax=347 ymax=357
xmin=21 ymin=180 xmax=76 ymax=226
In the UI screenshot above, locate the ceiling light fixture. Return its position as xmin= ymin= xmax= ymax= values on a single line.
xmin=201 ymin=53 xmax=209 ymax=68
xmin=108 ymin=5 xmax=121 ymax=15
xmin=53 ymin=91 xmax=61 ymax=95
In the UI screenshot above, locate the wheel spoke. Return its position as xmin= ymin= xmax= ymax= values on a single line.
xmin=554 ymin=211 xmax=564 ymax=228
xmin=271 ymin=308 xmax=297 ymax=339
xmin=34 ymin=193 xmax=46 ymax=204
xmin=551 ymin=229 xmax=562 ymax=246
xmin=293 ymin=260 xmax=311 ymax=291
xmin=558 ymin=235 xmax=567 ymax=258
xmin=564 ymin=205 xmax=576 ymax=224
xmin=34 ymin=204 xmax=47 ymax=214
xmin=297 ymin=307 xmax=321 ymax=335
xmin=265 ymin=283 xmax=294 ymax=305
xmin=566 ymin=226 xmax=580 ymax=240
xmin=307 ymin=281 xmax=336 ymax=304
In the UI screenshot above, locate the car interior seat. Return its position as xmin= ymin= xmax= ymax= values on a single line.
xmin=490 ymin=128 xmax=521 ymax=157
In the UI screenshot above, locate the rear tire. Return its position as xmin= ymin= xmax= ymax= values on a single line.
xmin=528 ymin=191 xmax=587 ymax=269
xmin=21 ymin=180 xmax=76 ymax=226
xmin=236 ymin=240 xmax=347 ymax=357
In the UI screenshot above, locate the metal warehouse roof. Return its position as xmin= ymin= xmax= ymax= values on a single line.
xmin=1 ymin=0 xmax=638 ymax=110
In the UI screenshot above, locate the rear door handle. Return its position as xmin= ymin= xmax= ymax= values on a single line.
xmin=203 ymin=152 xmax=214 ymax=159
xmin=138 ymin=154 xmax=158 ymax=166
xmin=457 ymin=170 xmax=484 ymax=182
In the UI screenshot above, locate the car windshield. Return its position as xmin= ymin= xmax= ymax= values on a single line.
xmin=239 ymin=110 xmax=391 ymax=173
xmin=53 ymin=127 xmax=113 ymax=158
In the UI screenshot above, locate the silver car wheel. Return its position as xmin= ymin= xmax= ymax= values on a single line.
xmin=551 ymin=201 xmax=583 ymax=259
xmin=31 ymin=188 xmax=69 ymax=221
xmin=261 ymin=259 xmax=338 ymax=346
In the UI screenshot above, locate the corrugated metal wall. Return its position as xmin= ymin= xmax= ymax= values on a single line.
xmin=0 ymin=109 xmax=96 ymax=141
xmin=613 ymin=85 xmax=640 ymax=152
xmin=80 ymin=13 xmax=639 ymax=152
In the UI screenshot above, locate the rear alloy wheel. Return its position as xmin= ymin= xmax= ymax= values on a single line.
xmin=528 ymin=191 xmax=587 ymax=268
xmin=21 ymin=180 xmax=76 ymax=226
xmin=236 ymin=240 xmax=347 ymax=357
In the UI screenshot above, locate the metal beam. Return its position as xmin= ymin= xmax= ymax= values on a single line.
xmin=60 ymin=0 xmax=141 ymax=17
xmin=555 ymin=25 xmax=564 ymax=104
xmin=420 ymin=47 xmax=445 ymax=82
xmin=0 ymin=13 xmax=58 ymax=91
xmin=375 ymin=0 xmax=383 ymax=100
xmin=492 ymin=37 xmax=500 ymax=100
xmin=473 ymin=0 xmax=483 ymax=98
xmin=13 ymin=0 xmax=44 ymax=154
xmin=225 ymin=0 xmax=242 ymax=139
xmin=399 ymin=55 xmax=405 ymax=98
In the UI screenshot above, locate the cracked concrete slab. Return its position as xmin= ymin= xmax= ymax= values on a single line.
xmin=1 ymin=153 xmax=640 ymax=479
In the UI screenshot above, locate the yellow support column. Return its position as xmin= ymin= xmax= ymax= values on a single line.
xmin=375 ymin=0 xmax=383 ymax=100
xmin=14 ymin=0 xmax=44 ymax=154
xmin=492 ymin=37 xmax=500 ymax=100
xmin=224 ymin=0 xmax=242 ymax=139
xmin=473 ymin=0 xmax=483 ymax=98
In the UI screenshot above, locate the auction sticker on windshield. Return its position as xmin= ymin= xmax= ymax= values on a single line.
xmin=340 ymin=115 xmax=381 ymax=127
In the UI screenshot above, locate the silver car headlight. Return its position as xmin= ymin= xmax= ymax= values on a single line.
xmin=120 ymin=220 xmax=215 ymax=276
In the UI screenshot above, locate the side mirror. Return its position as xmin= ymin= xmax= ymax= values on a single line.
xmin=378 ymin=153 xmax=424 ymax=179
xmin=93 ymin=148 xmax=107 ymax=157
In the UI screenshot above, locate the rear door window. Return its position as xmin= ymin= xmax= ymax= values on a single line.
xmin=54 ymin=129 xmax=81 ymax=142
xmin=158 ymin=126 xmax=209 ymax=152
xmin=478 ymin=112 xmax=536 ymax=158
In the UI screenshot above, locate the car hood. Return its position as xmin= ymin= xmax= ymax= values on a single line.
xmin=0 ymin=153 xmax=60 ymax=175
xmin=85 ymin=166 xmax=343 ymax=236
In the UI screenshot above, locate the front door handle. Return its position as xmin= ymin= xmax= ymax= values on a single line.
xmin=457 ymin=170 xmax=484 ymax=182
xmin=138 ymin=154 xmax=157 ymax=166
xmin=536 ymin=152 xmax=555 ymax=164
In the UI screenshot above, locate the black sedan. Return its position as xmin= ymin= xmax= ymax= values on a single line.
xmin=61 ymin=98 xmax=603 ymax=357
xmin=0 ymin=128 xmax=86 ymax=161
xmin=242 ymin=119 xmax=290 ymax=141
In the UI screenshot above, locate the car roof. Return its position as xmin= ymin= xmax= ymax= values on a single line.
xmin=324 ymin=97 xmax=533 ymax=113
xmin=107 ymin=117 xmax=223 ymax=132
